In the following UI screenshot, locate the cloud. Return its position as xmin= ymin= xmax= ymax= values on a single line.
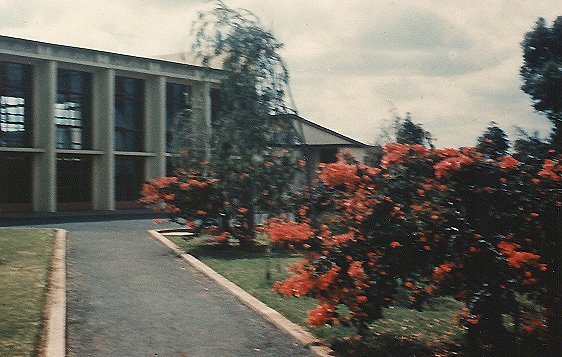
xmin=0 ymin=0 xmax=558 ymax=148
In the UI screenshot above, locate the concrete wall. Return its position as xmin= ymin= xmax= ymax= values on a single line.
xmin=0 ymin=36 xmax=217 ymax=212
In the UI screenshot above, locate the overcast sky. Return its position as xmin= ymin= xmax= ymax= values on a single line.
xmin=1 ymin=0 xmax=559 ymax=147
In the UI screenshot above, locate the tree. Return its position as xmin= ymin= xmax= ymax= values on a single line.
xmin=520 ymin=16 xmax=562 ymax=147
xmin=475 ymin=121 xmax=509 ymax=159
xmin=394 ymin=113 xmax=433 ymax=148
xmin=142 ymin=1 xmax=302 ymax=249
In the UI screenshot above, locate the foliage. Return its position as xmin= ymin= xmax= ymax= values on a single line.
xmin=266 ymin=145 xmax=560 ymax=354
xmin=394 ymin=113 xmax=433 ymax=148
xmin=475 ymin=121 xmax=509 ymax=159
xmin=143 ymin=1 xmax=302 ymax=248
xmin=520 ymin=16 xmax=562 ymax=147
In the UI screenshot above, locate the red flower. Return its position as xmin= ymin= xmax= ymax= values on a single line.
xmin=265 ymin=218 xmax=313 ymax=243
xmin=307 ymin=304 xmax=334 ymax=326
xmin=237 ymin=207 xmax=248 ymax=214
xmin=319 ymin=161 xmax=359 ymax=188
xmin=390 ymin=241 xmax=401 ymax=248
xmin=356 ymin=295 xmax=368 ymax=303
xmin=498 ymin=155 xmax=520 ymax=169
xmin=347 ymin=261 xmax=364 ymax=278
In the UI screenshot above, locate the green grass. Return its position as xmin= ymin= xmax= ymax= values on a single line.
xmin=0 ymin=228 xmax=55 ymax=356
xmin=171 ymin=235 xmax=465 ymax=355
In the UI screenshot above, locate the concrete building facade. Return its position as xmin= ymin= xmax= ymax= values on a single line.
xmin=0 ymin=36 xmax=367 ymax=213
xmin=0 ymin=35 xmax=221 ymax=212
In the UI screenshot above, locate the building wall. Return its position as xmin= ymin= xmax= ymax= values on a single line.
xmin=0 ymin=36 xmax=219 ymax=212
xmin=0 ymin=37 xmax=369 ymax=213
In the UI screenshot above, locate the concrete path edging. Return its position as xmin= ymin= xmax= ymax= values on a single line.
xmin=40 ymin=228 xmax=66 ymax=357
xmin=148 ymin=230 xmax=334 ymax=357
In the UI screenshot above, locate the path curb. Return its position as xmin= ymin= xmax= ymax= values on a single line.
xmin=148 ymin=230 xmax=334 ymax=357
xmin=40 ymin=229 xmax=66 ymax=357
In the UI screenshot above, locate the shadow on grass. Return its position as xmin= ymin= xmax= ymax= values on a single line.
xmin=332 ymin=335 xmax=449 ymax=357
xmin=176 ymin=236 xmax=298 ymax=261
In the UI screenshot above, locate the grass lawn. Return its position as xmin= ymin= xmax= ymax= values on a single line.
xmin=0 ymin=228 xmax=55 ymax=356
xmin=171 ymin=235 xmax=465 ymax=356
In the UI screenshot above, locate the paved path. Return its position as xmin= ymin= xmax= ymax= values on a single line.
xmin=56 ymin=220 xmax=312 ymax=356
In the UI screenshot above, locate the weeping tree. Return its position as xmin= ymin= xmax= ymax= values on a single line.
xmin=187 ymin=1 xmax=302 ymax=248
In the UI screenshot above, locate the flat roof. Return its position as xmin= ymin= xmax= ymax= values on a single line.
xmin=0 ymin=35 xmax=222 ymax=82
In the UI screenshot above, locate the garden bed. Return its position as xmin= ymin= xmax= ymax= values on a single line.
xmin=169 ymin=235 xmax=465 ymax=356
xmin=0 ymin=228 xmax=55 ymax=355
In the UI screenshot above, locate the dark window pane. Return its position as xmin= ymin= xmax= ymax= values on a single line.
xmin=0 ymin=154 xmax=32 ymax=204
xmin=166 ymin=156 xmax=176 ymax=176
xmin=56 ymin=69 xmax=92 ymax=149
xmin=115 ymin=157 xmax=144 ymax=202
xmin=56 ymin=156 xmax=92 ymax=205
xmin=166 ymin=82 xmax=190 ymax=152
xmin=115 ymin=76 xmax=144 ymax=151
xmin=210 ymin=88 xmax=222 ymax=123
xmin=0 ymin=61 xmax=32 ymax=147
xmin=319 ymin=148 xmax=338 ymax=163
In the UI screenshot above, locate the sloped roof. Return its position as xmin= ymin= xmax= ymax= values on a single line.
xmin=277 ymin=114 xmax=366 ymax=147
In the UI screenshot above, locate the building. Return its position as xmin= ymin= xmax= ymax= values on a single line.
xmin=0 ymin=36 xmax=367 ymax=213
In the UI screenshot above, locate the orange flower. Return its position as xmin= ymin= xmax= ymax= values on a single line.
xmin=356 ymin=295 xmax=368 ymax=303
xmin=390 ymin=241 xmax=401 ymax=248
xmin=499 ymin=155 xmax=520 ymax=169
xmin=347 ymin=261 xmax=364 ymax=278
xmin=265 ymin=218 xmax=313 ymax=243
xmin=237 ymin=207 xmax=248 ymax=214
xmin=307 ymin=304 xmax=333 ymax=326
xmin=404 ymin=281 xmax=414 ymax=288
xmin=319 ymin=161 xmax=360 ymax=188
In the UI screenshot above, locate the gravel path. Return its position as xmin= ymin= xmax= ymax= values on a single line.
xmin=58 ymin=220 xmax=312 ymax=356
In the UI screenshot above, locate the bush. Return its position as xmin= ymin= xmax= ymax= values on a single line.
xmin=266 ymin=146 xmax=560 ymax=354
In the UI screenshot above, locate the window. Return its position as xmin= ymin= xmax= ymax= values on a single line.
xmin=56 ymin=69 xmax=92 ymax=149
xmin=115 ymin=76 xmax=144 ymax=151
xmin=210 ymin=88 xmax=222 ymax=124
xmin=115 ymin=157 xmax=144 ymax=203
xmin=319 ymin=148 xmax=338 ymax=163
xmin=166 ymin=83 xmax=189 ymax=152
xmin=56 ymin=155 xmax=92 ymax=210
xmin=0 ymin=61 xmax=32 ymax=147
xmin=0 ymin=154 xmax=32 ymax=211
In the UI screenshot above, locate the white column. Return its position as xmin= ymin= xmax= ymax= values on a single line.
xmin=32 ymin=60 xmax=57 ymax=212
xmin=91 ymin=68 xmax=115 ymax=210
xmin=145 ymin=75 xmax=166 ymax=179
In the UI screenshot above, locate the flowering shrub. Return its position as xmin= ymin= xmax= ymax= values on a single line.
xmin=267 ymin=144 xmax=560 ymax=353
xmin=140 ymin=169 xmax=223 ymax=233
xmin=141 ymin=148 xmax=303 ymax=247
